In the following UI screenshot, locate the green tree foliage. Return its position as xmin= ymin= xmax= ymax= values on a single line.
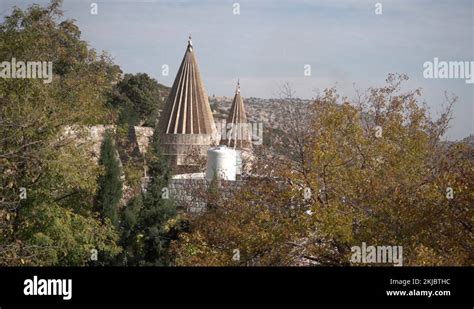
xmin=0 ymin=0 xmax=121 ymax=265
xmin=109 ymin=73 xmax=170 ymax=197
xmin=110 ymin=73 xmax=169 ymax=127
xmin=95 ymin=130 xmax=123 ymax=228
xmin=135 ymin=131 xmax=181 ymax=265
xmin=117 ymin=194 xmax=143 ymax=265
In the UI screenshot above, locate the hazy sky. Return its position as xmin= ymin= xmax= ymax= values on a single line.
xmin=1 ymin=0 xmax=473 ymax=140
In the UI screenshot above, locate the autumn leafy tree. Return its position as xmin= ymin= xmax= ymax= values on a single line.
xmin=0 ymin=0 xmax=121 ymax=265
xmin=171 ymin=177 xmax=298 ymax=266
xmin=95 ymin=130 xmax=123 ymax=228
xmin=289 ymin=74 xmax=473 ymax=266
xmin=172 ymin=74 xmax=473 ymax=266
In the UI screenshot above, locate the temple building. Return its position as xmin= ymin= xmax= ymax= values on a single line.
xmin=152 ymin=37 xmax=257 ymax=210
xmin=158 ymin=36 xmax=219 ymax=169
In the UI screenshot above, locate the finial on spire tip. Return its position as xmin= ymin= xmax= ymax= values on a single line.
xmin=236 ymin=79 xmax=240 ymax=93
xmin=188 ymin=34 xmax=192 ymax=47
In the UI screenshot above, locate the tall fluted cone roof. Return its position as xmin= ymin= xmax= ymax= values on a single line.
xmin=159 ymin=37 xmax=217 ymax=135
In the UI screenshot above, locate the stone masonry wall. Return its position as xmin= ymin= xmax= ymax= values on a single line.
xmin=168 ymin=178 xmax=245 ymax=213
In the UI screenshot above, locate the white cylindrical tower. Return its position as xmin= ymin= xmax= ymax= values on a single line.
xmin=206 ymin=145 xmax=237 ymax=181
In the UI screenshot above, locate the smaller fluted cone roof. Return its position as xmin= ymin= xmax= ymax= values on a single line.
xmin=226 ymin=81 xmax=247 ymax=125
xmin=224 ymin=81 xmax=252 ymax=149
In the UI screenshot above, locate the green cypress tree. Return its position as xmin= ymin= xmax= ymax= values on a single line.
xmin=117 ymin=194 xmax=144 ymax=265
xmin=134 ymin=130 xmax=182 ymax=265
xmin=95 ymin=130 xmax=123 ymax=228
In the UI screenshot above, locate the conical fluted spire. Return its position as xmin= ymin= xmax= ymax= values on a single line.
xmin=158 ymin=37 xmax=218 ymax=169
xmin=159 ymin=37 xmax=217 ymax=135
xmin=223 ymin=80 xmax=252 ymax=149
xmin=227 ymin=80 xmax=247 ymax=125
